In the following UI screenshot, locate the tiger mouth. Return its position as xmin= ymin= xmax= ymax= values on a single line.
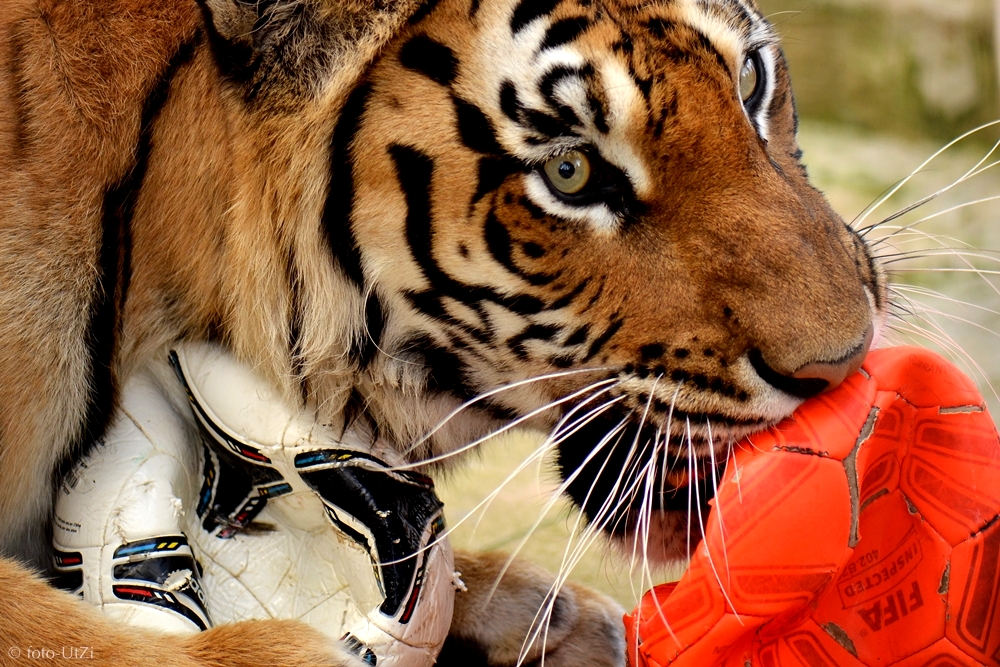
xmin=554 ymin=402 xmax=734 ymax=532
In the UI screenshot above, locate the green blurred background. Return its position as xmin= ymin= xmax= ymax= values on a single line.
xmin=437 ymin=0 xmax=1000 ymax=609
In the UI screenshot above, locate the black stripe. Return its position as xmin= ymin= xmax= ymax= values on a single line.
xmin=519 ymin=196 xmax=547 ymax=220
xmin=583 ymin=317 xmax=623 ymax=361
xmin=539 ymin=65 xmax=590 ymax=105
xmin=322 ymin=83 xmax=373 ymax=288
xmin=651 ymin=94 xmax=677 ymax=138
xmin=583 ymin=276 xmax=606 ymax=311
xmin=409 ymin=0 xmax=443 ymax=24
xmin=8 ymin=25 xmax=29 ymax=158
xmin=472 ymin=156 xmax=523 ymax=206
xmin=587 ymin=93 xmax=609 ymax=134
xmin=393 ymin=144 xmax=442 ymax=285
xmin=564 ymin=324 xmax=589 ymax=347
xmin=484 ymin=212 xmax=559 ymax=286
xmin=402 ymin=293 xmax=493 ymax=344
xmin=406 ymin=335 xmax=477 ymax=399
xmin=453 ymin=97 xmax=503 ymax=154
xmin=389 ymin=144 xmax=545 ymax=316
xmin=524 ymin=108 xmax=573 ymax=139
xmin=59 ymin=34 xmax=200 ymax=484
xmin=554 ymin=104 xmax=581 ymax=130
xmin=400 ymin=35 xmax=458 ymax=86
xmin=286 ymin=249 xmax=306 ymax=396
xmin=612 ymin=34 xmax=634 ymax=55
xmin=499 ymin=81 xmax=523 ymax=121
xmin=645 ymin=17 xmax=675 ymax=40
xmin=695 ymin=31 xmax=732 ymax=78
xmin=511 ymin=0 xmax=562 ymax=34
xmin=720 ymin=0 xmax=755 ymax=33
xmin=507 ymin=324 xmax=562 ymax=359
xmin=352 ymin=291 xmax=386 ymax=369
xmin=650 ymin=20 xmax=729 ymax=77
xmin=549 ymin=277 xmax=592 ymax=311
xmin=632 ymin=70 xmax=653 ymax=101
xmin=541 ymin=16 xmax=589 ymax=50
xmin=538 ymin=66 xmax=588 ymax=129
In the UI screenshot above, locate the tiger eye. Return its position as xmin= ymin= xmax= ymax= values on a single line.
xmin=543 ymin=150 xmax=591 ymax=195
xmin=739 ymin=55 xmax=759 ymax=104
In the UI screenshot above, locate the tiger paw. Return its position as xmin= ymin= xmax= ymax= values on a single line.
xmin=443 ymin=551 xmax=626 ymax=667
xmin=625 ymin=346 xmax=1000 ymax=667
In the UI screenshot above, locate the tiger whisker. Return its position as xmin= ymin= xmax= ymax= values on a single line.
xmin=886 ymin=267 xmax=1000 ymax=276
xmin=859 ymin=157 xmax=1000 ymax=236
xmin=525 ymin=428 xmax=667 ymax=662
xmin=615 ymin=385 xmax=688 ymax=640
xmin=394 ymin=390 xmax=627 ymax=564
xmin=888 ymin=281 xmax=1000 ymax=343
xmin=882 ymin=250 xmax=1000 ymax=265
xmin=705 ymin=420 xmax=733 ymax=590
xmin=568 ymin=384 xmax=658 ymax=557
xmin=884 ymin=316 xmax=1000 ymax=406
xmin=887 ymin=230 xmax=1000 ymax=294
xmin=637 ymin=440 xmax=665 ymax=637
xmin=853 ymin=120 xmax=1000 ymax=232
xmin=890 ymin=284 xmax=1000 ymax=318
xmin=688 ymin=418 xmax=742 ymax=624
xmin=377 ymin=386 xmax=624 ymax=571
xmin=730 ymin=440 xmax=743 ymax=504
xmin=524 ymin=477 xmax=642 ymax=666
xmin=483 ymin=411 xmax=634 ymax=606
xmin=506 ymin=420 xmax=637 ymax=664
xmin=403 ymin=366 xmax=614 ymax=453
xmin=395 ymin=376 xmax=618 ymax=467
xmin=613 ymin=463 xmax=659 ymax=607
xmin=869 ymin=196 xmax=1000 ymax=248
xmin=883 ymin=289 xmax=999 ymax=402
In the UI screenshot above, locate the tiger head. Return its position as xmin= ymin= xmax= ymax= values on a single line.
xmin=186 ymin=0 xmax=886 ymax=561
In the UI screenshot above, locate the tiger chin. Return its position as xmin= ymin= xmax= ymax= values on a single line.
xmin=0 ymin=0 xmax=885 ymax=664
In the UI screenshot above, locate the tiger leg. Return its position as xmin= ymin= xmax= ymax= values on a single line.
xmin=441 ymin=551 xmax=625 ymax=667
xmin=0 ymin=558 xmax=362 ymax=667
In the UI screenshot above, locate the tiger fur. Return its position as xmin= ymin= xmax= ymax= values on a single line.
xmin=0 ymin=0 xmax=885 ymax=664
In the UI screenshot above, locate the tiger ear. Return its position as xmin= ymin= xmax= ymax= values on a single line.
xmin=198 ymin=0 xmax=426 ymax=103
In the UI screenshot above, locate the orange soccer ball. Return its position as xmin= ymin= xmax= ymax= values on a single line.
xmin=624 ymin=347 xmax=1000 ymax=667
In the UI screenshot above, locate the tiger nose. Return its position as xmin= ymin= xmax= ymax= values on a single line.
xmin=749 ymin=325 xmax=874 ymax=399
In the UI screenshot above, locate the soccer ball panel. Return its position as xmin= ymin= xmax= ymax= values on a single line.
xmin=811 ymin=488 xmax=950 ymax=665
xmin=901 ymin=408 xmax=1000 ymax=547
xmin=946 ymin=514 xmax=1000 ymax=666
xmin=754 ymin=619 xmax=867 ymax=667
xmin=861 ymin=348 xmax=982 ymax=410
xmin=887 ymin=637 xmax=983 ymax=667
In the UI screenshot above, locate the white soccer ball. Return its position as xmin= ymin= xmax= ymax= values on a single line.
xmin=54 ymin=343 xmax=455 ymax=667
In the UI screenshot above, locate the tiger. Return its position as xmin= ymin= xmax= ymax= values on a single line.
xmin=0 ymin=0 xmax=886 ymax=664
